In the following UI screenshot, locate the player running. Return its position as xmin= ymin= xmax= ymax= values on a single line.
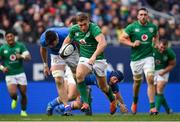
xmin=0 ymin=30 xmax=31 ymax=116
xmin=120 ymin=8 xmax=159 ymax=114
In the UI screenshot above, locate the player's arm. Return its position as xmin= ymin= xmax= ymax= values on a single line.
xmin=62 ymin=35 xmax=71 ymax=46
xmin=114 ymin=92 xmax=128 ymax=113
xmin=0 ymin=64 xmax=8 ymax=73
xmin=88 ymin=33 xmax=107 ymax=64
xmin=159 ymin=59 xmax=176 ymax=76
xmin=16 ymin=51 xmax=31 ymax=61
xmin=40 ymin=47 xmax=50 ymax=77
xmin=119 ymin=31 xmax=140 ymax=47
xmin=40 ymin=47 xmax=49 ymax=67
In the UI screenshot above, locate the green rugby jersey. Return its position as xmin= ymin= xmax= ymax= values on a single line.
xmin=125 ymin=21 xmax=158 ymax=61
xmin=153 ymin=47 xmax=176 ymax=70
xmin=0 ymin=42 xmax=27 ymax=76
xmin=69 ymin=22 xmax=105 ymax=60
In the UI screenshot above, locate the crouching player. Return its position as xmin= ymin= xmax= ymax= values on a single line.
xmin=154 ymin=39 xmax=176 ymax=114
xmin=47 ymin=69 xmax=128 ymax=115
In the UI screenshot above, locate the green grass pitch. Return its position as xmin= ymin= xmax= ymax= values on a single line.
xmin=0 ymin=113 xmax=180 ymax=121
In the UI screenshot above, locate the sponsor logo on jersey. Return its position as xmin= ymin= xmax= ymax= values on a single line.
xmin=10 ymin=54 xmax=16 ymax=61
xmin=149 ymin=27 xmax=154 ymax=33
xmin=135 ymin=28 xmax=140 ymax=32
xmin=141 ymin=34 xmax=148 ymax=41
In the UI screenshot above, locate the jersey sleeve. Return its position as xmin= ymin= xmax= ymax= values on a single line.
xmin=0 ymin=46 xmax=3 ymax=58
xmin=167 ymin=48 xmax=176 ymax=61
xmin=69 ymin=26 xmax=76 ymax=39
xmin=39 ymin=32 xmax=47 ymax=47
xmin=91 ymin=24 xmax=102 ymax=37
xmin=153 ymin=24 xmax=158 ymax=37
xmin=124 ymin=24 xmax=133 ymax=36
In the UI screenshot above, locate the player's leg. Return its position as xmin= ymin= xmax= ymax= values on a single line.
xmin=65 ymin=65 xmax=79 ymax=101
xmin=76 ymin=57 xmax=92 ymax=112
xmin=50 ymin=54 xmax=71 ymax=116
xmin=155 ymin=71 xmax=171 ymax=114
xmin=18 ymin=85 xmax=27 ymax=116
xmin=130 ymin=61 xmax=143 ymax=114
xmin=94 ymin=59 xmax=117 ymax=115
xmin=5 ymin=76 xmax=18 ymax=110
xmin=144 ymin=57 xmax=158 ymax=115
xmin=17 ymin=73 xmax=28 ymax=116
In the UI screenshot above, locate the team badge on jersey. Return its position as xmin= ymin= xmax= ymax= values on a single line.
xmin=141 ymin=34 xmax=148 ymax=41
xmin=149 ymin=27 xmax=154 ymax=33
xmin=10 ymin=54 xmax=16 ymax=61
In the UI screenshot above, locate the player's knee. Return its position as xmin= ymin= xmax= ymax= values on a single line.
xmin=133 ymin=74 xmax=142 ymax=82
xmin=52 ymin=70 xmax=64 ymax=78
xmin=146 ymin=72 xmax=154 ymax=84
xmin=76 ymin=73 xmax=85 ymax=82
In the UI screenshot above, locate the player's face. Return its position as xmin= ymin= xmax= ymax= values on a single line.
xmin=77 ymin=20 xmax=89 ymax=32
xmin=48 ymin=39 xmax=58 ymax=48
xmin=5 ymin=33 xmax=15 ymax=46
xmin=137 ymin=10 xmax=148 ymax=25
xmin=110 ymin=76 xmax=119 ymax=84
xmin=158 ymin=42 xmax=168 ymax=53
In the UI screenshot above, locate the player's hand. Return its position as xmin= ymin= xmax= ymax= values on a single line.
xmin=119 ymin=103 xmax=128 ymax=113
xmin=43 ymin=66 xmax=51 ymax=77
xmin=15 ymin=53 xmax=24 ymax=60
xmin=133 ymin=40 xmax=141 ymax=47
xmin=159 ymin=71 xmax=165 ymax=76
xmin=2 ymin=67 xmax=8 ymax=73
xmin=88 ymin=55 xmax=96 ymax=65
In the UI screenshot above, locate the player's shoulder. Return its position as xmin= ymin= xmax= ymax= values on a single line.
xmin=46 ymin=27 xmax=69 ymax=33
xmin=70 ymin=24 xmax=79 ymax=31
xmin=147 ymin=21 xmax=157 ymax=27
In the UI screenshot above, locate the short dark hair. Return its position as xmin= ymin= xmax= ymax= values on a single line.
xmin=45 ymin=30 xmax=57 ymax=45
xmin=76 ymin=12 xmax=89 ymax=22
xmin=5 ymin=29 xmax=16 ymax=36
xmin=159 ymin=39 xmax=168 ymax=45
xmin=110 ymin=70 xmax=124 ymax=83
xmin=138 ymin=7 xmax=148 ymax=13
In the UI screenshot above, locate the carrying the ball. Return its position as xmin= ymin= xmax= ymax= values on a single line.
xmin=59 ymin=43 xmax=76 ymax=58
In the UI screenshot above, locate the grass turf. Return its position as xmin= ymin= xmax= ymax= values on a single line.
xmin=0 ymin=113 xmax=180 ymax=121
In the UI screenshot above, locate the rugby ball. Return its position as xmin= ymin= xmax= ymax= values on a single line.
xmin=59 ymin=43 xmax=76 ymax=58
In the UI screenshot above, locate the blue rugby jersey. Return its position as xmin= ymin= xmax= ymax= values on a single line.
xmin=40 ymin=27 xmax=69 ymax=55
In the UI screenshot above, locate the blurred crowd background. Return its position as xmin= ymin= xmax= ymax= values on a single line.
xmin=0 ymin=0 xmax=180 ymax=46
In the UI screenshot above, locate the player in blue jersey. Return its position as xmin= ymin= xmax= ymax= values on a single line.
xmin=40 ymin=27 xmax=75 ymax=116
xmin=47 ymin=68 xmax=128 ymax=115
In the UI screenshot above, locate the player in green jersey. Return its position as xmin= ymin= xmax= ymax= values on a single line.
xmin=120 ymin=8 xmax=159 ymax=114
xmin=153 ymin=39 xmax=176 ymax=114
xmin=62 ymin=12 xmax=118 ymax=115
xmin=0 ymin=30 xmax=31 ymax=116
